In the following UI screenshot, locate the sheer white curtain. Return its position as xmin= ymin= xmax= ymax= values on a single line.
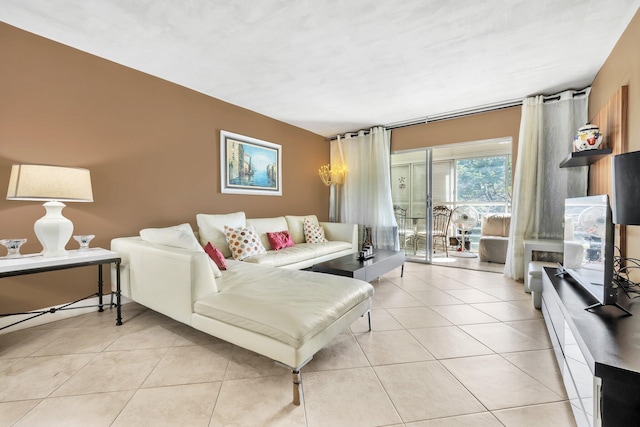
xmin=330 ymin=127 xmax=398 ymax=250
xmin=505 ymin=90 xmax=589 ymax=280
xmin=504 ymin=96 xmax=544 ymax=280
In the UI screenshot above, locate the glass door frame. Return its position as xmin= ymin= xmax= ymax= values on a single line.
xmin=424 ymin=148 xmax=433 ymax=263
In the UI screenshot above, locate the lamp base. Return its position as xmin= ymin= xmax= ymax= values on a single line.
xmin=34 ymin=201 xmax=73 ymax=257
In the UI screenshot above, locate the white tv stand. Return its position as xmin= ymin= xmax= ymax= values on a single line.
xmin=541 ymin=267 xmax=640 ymax=426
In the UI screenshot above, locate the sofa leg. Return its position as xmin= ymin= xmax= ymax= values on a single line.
xmin=367 ymin=311 xmax=372 ymax=331
xmin=292 ymin=370 xmax=302 ymax=406
xmin=277 ymin=358 xmax=311 ymax=406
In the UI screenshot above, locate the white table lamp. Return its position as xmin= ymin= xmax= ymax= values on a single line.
xmin=6 ymin=164 xmax=93 ymax=257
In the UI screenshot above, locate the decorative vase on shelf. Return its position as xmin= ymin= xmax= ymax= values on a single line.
xmin=73 ymin=234 xmax=95 ymax=250
xmin=1 ymin=238 xmax=27 ymax=257
xmin=362 ymin=226 xmax=373 ymax=251
xmin=573 ymin=123 xmax=603 ymax=152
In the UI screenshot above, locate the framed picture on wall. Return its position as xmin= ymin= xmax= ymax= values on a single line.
xmin=220 ymin=130 xmax=282 ymax=196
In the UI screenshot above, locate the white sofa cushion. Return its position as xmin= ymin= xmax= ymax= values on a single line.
xmin=139 ymin=223 xmax=222 ymax=278
xmin=194 ymin=261 xmax=374 ymax=348
xmin=242 ymin=241 xmax=352 ymax=267
xmin=139 ymin=223 xmax=202 ymax=250
xmin=307 ymin=241 xmax=353 ymax=257
xmin=246 ymin=216 xmax=289 ymax=250
xmin=285 ymin=215 xmax=320 ymax=244
xmin=197 ymin=212 xmax=246 ymax=258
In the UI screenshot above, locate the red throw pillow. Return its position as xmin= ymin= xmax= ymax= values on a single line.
xmin=267 ymin=230 xmax=294 ymax=251
xmin=204 ymin=242 xmax=227 ymax=270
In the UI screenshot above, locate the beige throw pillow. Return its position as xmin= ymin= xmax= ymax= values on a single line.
xmin=224 ymin=225 xmax=267 ymax=260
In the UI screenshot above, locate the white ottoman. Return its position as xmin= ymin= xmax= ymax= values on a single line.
xmin=528 ymin=261 xmax=557 ymax=309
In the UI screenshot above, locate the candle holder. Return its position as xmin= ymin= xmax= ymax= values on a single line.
xmin=1 ymin=238 xmax=27 ymax=257
xmin=73 ymin=235 xmax=95 ymax=250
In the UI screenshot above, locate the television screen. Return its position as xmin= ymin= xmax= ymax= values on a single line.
xmin=563 ymin=195 xmax=617 ymax=307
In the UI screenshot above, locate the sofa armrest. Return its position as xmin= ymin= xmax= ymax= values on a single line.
xmin=320 ymin=222 xmax=358 ymax=252
xmin=110 ymin=236 xmax=217 ymax=325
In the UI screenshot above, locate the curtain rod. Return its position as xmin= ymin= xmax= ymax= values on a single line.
xmin=325 ymin=98 xmax=522 ymax=141
xmin=326 ymin=86 xmax=591 ymax=141
xmin=410 ymin=99 xmax=523 ymax=125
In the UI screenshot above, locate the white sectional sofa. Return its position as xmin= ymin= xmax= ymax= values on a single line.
xmin=111 ymin=212 xmax=372 ymax=405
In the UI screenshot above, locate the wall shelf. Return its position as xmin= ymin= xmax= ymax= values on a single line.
xmin=559 ymin=147 xmax=612 ymax=168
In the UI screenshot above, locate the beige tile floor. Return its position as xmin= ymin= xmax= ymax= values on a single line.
xmin=0 ymin=262 xmax=578 ymax=427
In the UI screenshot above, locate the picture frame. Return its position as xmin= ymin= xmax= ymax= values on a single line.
xmin=220 ymin=130 xmax=282 ymax=196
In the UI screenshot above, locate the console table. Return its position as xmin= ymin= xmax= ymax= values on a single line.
xmin=0 ymin=248 xmax=122 ymax=331
xmin=541 ymin=267 xmax=640 ymax=427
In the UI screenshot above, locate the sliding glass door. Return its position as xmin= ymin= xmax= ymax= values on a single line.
xmin=391 ymin=138 xmax=512 ymax=264
xmin=391 ymin=149 xmax=433 ymax=262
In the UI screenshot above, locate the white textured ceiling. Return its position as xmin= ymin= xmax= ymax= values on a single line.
xmin=2 ymin=1 xmax=639 ymax=137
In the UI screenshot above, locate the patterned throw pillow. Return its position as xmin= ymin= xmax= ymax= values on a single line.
xmin=303 ymin=218 xmax=328 ymax=243
xmin=266 ymin=230 xmax=295 ymax=251
xmin=224 ymin=225 xmax=267 ymax=260
xmin=204 ymin=242 xmax=227 ymax=270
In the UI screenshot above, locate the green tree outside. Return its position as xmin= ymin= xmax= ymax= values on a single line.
xmin=456 ymin=156 xmax=512 ymax=212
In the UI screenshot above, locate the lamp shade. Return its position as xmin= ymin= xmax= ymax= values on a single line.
xmin=6 ymin=164 xmax=93 ymax=202
xmin=612 ymin=151 xmax=640 ymax=225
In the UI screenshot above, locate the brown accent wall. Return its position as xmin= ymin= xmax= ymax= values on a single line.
xmin=589 ymin=8 xmax=640 ymax=266
xmin=390 ymin=106 xmax=522 ymax=166
xmin=0 ymin=23 xmax=329 ymax=313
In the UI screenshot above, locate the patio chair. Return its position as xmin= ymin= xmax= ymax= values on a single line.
xmin=415 ymin=205 xmax=452 ymax=256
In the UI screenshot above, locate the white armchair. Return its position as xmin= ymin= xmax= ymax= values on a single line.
xmin=478 ymin=213 xmax=511 ymax=263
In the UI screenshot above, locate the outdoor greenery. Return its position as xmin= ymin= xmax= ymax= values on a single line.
xmin=456 ymin=156 xmax=512 ymax=206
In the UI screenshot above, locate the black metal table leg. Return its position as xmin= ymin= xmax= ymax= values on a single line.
xmin=98 ymin=264 xmax=104 ymax=312
xmin=116 ymin=260 xmax=122 ymax=325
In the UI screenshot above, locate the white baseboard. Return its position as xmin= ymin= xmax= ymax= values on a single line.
xmin=0 ymin=295 xmax=132 ymax=335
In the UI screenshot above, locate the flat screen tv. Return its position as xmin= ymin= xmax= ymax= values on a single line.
xmin=562 ymin=195 xmax=630 ymax=315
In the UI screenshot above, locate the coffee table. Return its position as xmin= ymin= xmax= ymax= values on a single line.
xmin=311 ymin=249 xmax=404 ymax=282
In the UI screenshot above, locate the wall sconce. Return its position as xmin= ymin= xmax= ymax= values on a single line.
xmin=318 ymin=164 xmax=346 ymax=186
xmin=6 ymin=164 xmax=94 ymax=257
